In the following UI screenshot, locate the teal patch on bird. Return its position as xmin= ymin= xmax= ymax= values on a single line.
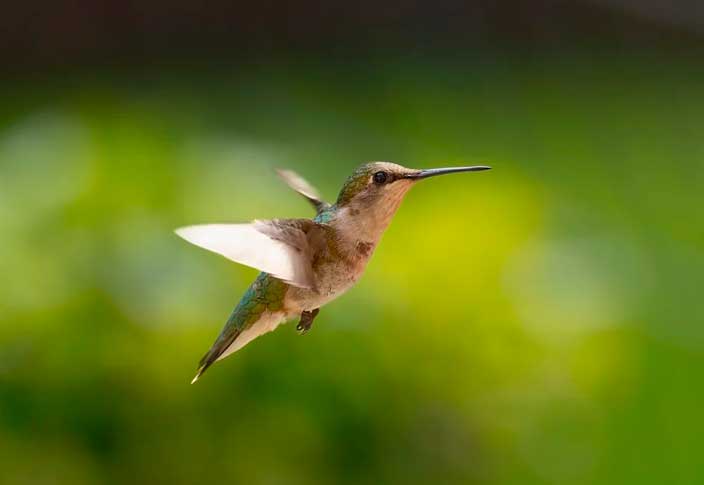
xmin=239 ymin=273 xmax=288 ymax=323
xmin=314 ymin=206 xmax=337 ymax=224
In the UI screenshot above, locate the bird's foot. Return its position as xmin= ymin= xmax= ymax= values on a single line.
xmin=297 ymin=308 xmax=320 ymax=335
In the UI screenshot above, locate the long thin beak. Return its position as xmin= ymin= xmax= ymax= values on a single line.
xmin=405 ymin=165 xmax=492 ymax=180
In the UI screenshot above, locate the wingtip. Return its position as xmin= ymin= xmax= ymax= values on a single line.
xmin=274 ymin=168 xmax=292 ymax=181
xmin=175 ymin=225 xmax=200 ymax=243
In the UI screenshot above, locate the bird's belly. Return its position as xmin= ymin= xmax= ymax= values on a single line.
xmin=285 ymin=259 xmax=366 ymax=312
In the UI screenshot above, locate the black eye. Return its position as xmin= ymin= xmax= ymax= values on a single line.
xmin=373 ymin=171 xmax=388 ymax=184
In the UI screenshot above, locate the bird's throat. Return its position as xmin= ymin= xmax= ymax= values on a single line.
xmin=332 ymin=197 xmax=406 ymax=251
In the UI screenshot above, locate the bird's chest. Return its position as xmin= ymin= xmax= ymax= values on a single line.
xmin=285 ymin=239 xmax=376 ymax=312
xmin=316 ymin=247 xmax=371 ymax=294
xmin=285 ymin=208 xmax=389 ymax=313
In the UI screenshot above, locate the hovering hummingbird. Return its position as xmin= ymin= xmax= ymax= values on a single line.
xmin=177 ymin=162 xmax=490 ymax=383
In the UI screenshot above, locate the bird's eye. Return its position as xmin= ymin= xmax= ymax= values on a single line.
xmin=373 ymin=171 xmax=388 ymax=184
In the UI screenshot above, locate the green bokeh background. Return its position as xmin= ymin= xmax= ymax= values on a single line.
xmin=1 ymin=53 xmax=703 ymax=484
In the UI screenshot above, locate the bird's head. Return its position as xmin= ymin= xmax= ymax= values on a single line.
xmin=336 ymin=161 xmax=491 ymax=213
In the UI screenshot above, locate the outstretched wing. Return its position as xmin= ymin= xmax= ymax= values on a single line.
xmin=276 ymin=169 xmax=331 ymax=214
xmin=175 ymin=219 xmax=326 ymax=288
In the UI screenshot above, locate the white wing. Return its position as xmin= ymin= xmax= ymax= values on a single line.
xmin=175 ymin=222 xmax=315 ymax=288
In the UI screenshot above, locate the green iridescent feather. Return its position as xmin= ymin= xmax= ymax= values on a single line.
xmin=335 ymin=164 xmax=377 ymax=206
xmin=195 ymin=272 xmax=288 ymax=376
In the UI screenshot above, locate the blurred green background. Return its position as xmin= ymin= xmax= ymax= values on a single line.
xmin=2 ymin=2 xmax=704 ymax=484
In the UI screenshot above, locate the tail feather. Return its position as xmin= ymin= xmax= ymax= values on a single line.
xmin=190 ymin=328 xmax=241 ymax=384
xmin=190 ymin=273 xmax=288 ymax=384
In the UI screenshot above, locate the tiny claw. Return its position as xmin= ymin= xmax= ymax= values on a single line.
xmin=296 ymin=308 xmax=319 ymax=335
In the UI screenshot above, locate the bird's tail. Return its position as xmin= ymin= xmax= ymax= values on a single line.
xmin=190 ymin=272 xmax=290 ymax=384
xmin=190 ymin=327 xmax=241 ymax=384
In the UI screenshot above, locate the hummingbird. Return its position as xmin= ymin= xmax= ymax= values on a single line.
xmin=177 ymin=162 xmax=490 ymax=383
